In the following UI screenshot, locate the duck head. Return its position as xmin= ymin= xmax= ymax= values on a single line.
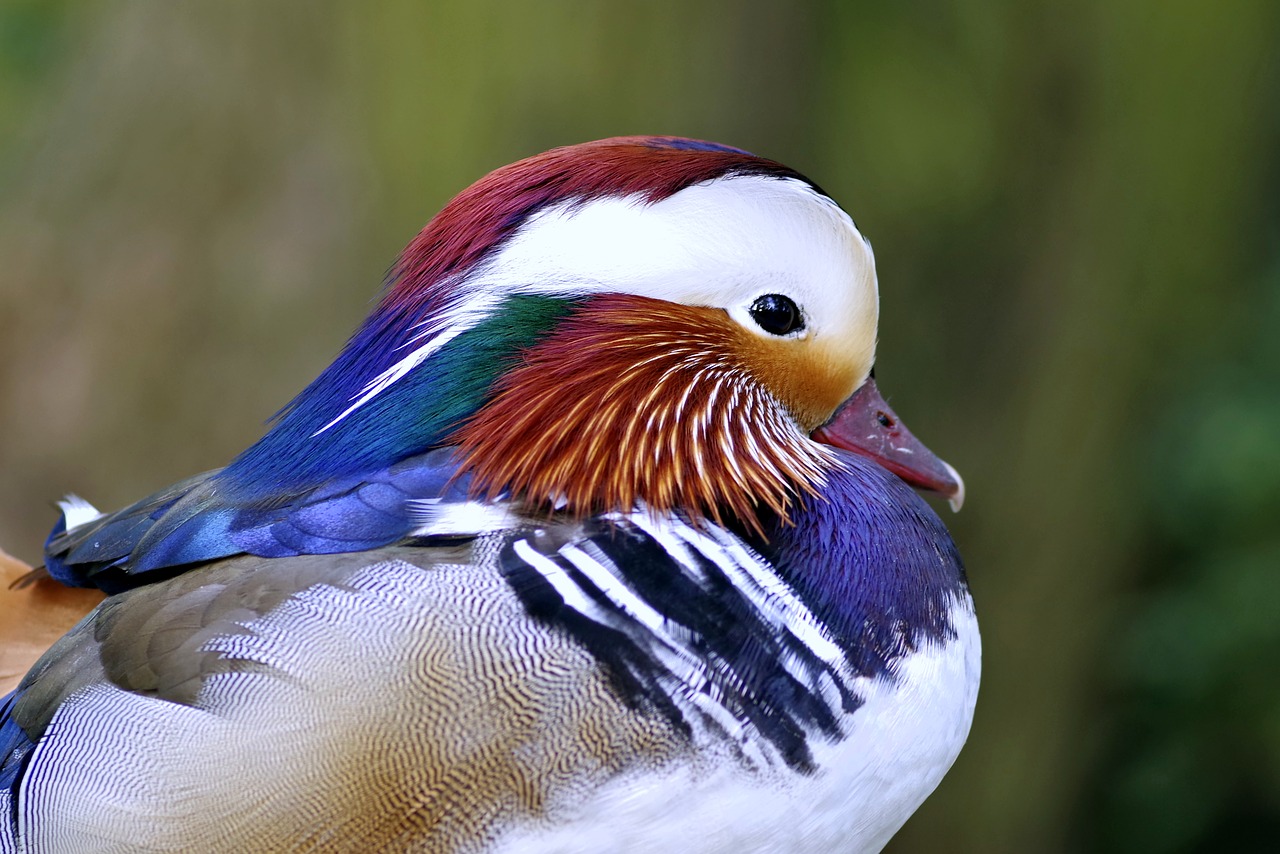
xmin=225 ymin=137 xmax=963 ymax=528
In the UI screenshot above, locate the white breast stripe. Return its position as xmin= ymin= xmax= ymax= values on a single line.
xmin=511 ymin=539 xmax=608 ymax=621
xmin=516 ymin=538 xmax=731 ymax=734
xmin=695 ymin=524 xmax=848 ymax=669
xmin=622 ymin=511 xmax=710 ymax=584
xmin=642 ymin=518 xmax=851 ymax=709
xmin=626 ymin=512 xmax=847 ymax=671
xmin=503 ymin=511 xmax=875 ymax=777
xmin=558 ymin=543 xmax=668 ymax=633
xmin=509 ymin=528 xmax=853 ymax=768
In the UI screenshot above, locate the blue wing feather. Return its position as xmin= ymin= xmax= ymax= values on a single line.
xmin=44 ymin=449 xmax=468 ymax=593
xmin=42 ymin=294 xmax=580 ymax=593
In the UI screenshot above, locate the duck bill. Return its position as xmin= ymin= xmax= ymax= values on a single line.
xmin=812 ymin=378 xmax=965 ymax=512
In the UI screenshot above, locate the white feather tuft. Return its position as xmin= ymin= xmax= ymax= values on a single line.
xmin=407 ymin=498 xmax=521 ymax=538
xmin=56 ymin=495 xmax=103 ymax=531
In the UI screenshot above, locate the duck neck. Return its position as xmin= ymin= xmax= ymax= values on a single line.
xmin=759 ymin=453 xmax=969 ymax=679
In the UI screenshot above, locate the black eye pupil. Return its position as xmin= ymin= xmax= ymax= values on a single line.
xmin=749 ymin=294 xmax=804 ymax=336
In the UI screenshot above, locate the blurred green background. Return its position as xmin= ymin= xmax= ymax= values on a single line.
xmin=1 ymin=2 xmax=1277 ymax=851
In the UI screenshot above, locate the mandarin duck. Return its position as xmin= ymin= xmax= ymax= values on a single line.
xmin=0 ymin=137 xmax=978 ymax=853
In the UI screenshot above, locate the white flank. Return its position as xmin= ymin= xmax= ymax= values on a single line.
xmin=494 ymin=599 xmax=981 ymax=854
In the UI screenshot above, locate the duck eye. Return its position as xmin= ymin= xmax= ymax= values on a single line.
xmin=748 ymin=294 xmax=804 ymax=336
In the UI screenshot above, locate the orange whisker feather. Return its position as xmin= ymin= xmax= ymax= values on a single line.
xmin=451 ymin=295 xmax=834 ymax=534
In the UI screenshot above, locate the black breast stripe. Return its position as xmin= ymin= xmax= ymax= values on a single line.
xmin=498 ymin=515 xmax=860 ymax=773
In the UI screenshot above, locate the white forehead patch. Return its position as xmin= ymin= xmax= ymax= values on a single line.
xmin=479 ymin=175 xmax=879 ymax=344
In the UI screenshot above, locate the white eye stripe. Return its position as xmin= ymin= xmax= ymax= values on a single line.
xmin=475 ymin=175 xmax=876 ymax=335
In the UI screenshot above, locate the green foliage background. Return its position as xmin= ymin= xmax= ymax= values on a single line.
xmin=0 ymin=2 xmax=1276 ymax=851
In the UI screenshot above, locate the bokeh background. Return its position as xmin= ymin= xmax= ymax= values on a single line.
xmin=1 ymin=2 xmax=1277 ymax=852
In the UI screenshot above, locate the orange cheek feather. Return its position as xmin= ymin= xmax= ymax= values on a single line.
xmin=450 ymin=295 xmax=837 ymax=532
xmin=736 ymin=332 xmax=871 ymax=434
